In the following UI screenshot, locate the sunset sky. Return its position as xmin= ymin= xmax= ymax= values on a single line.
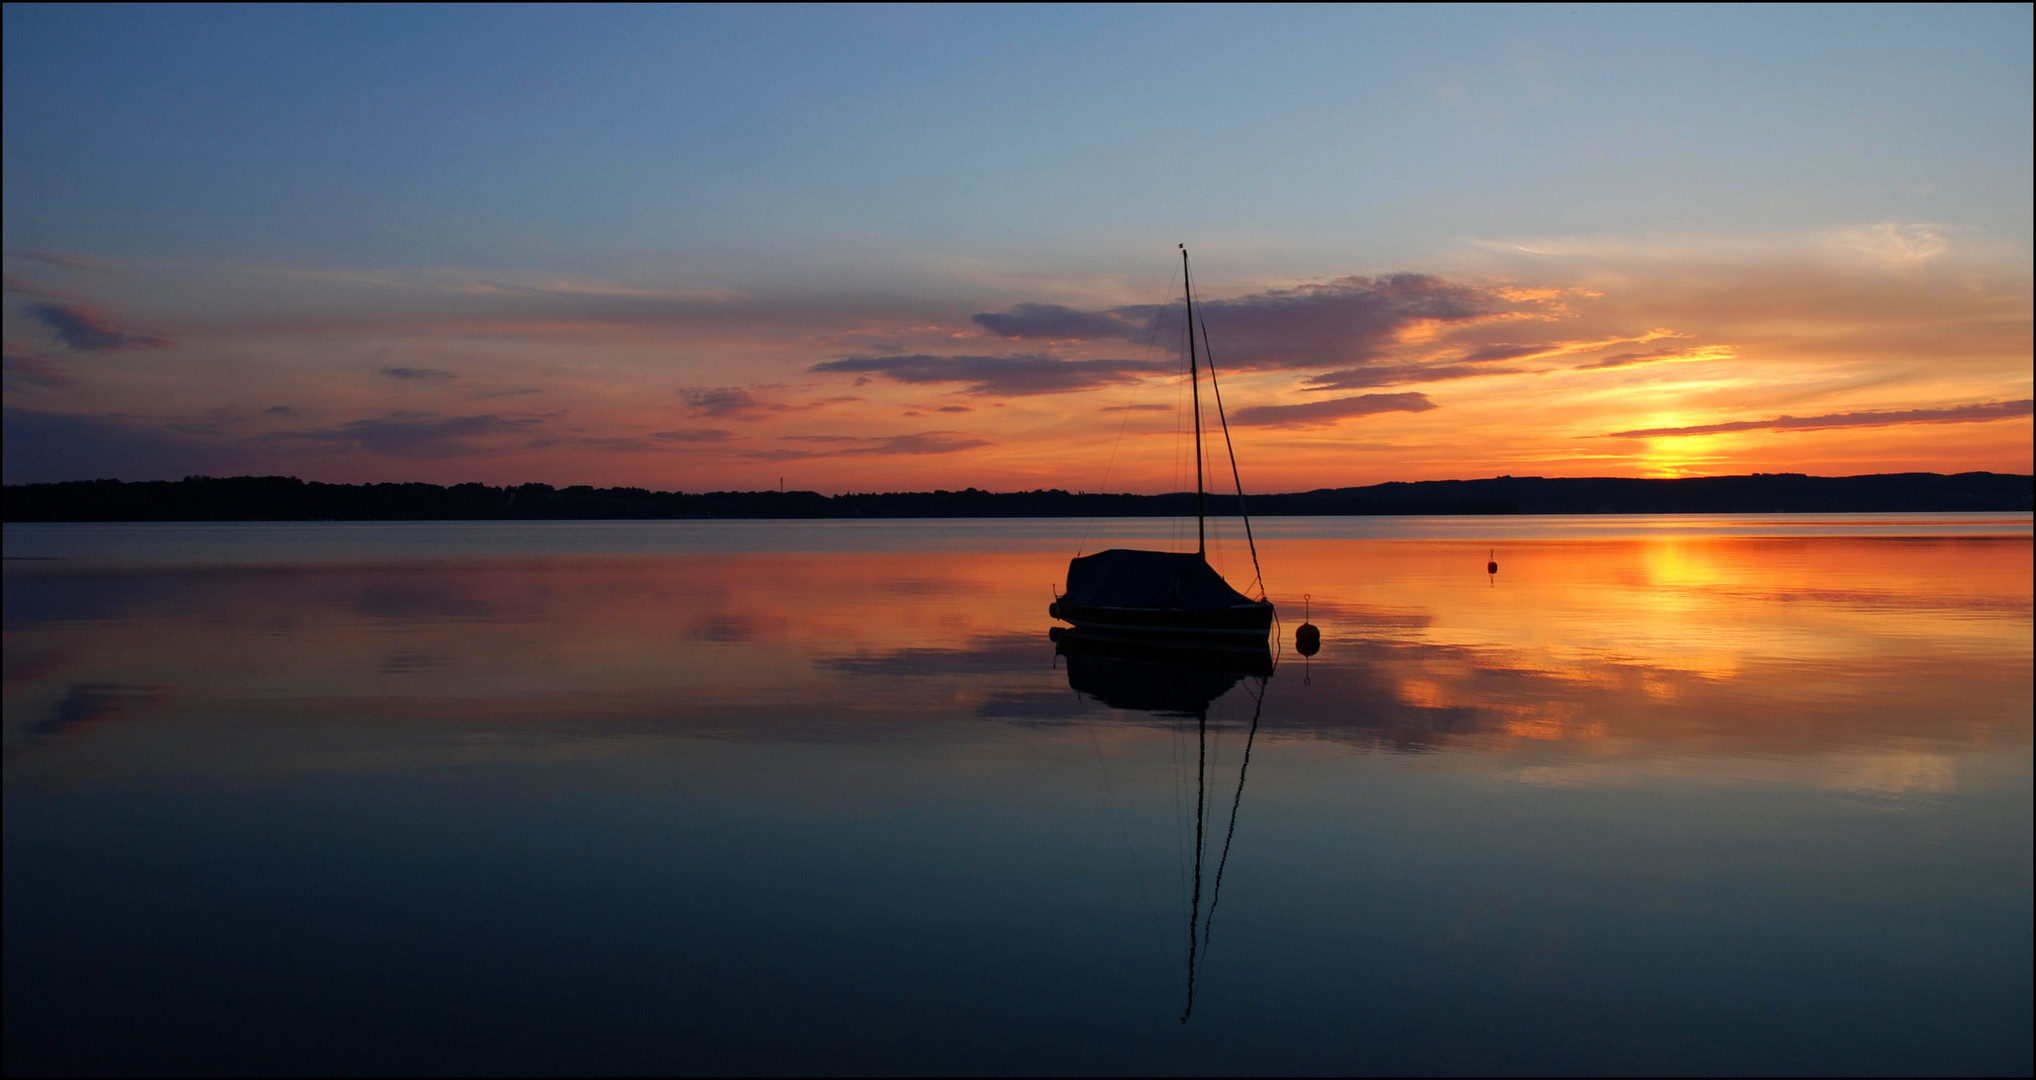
xmin=4 ymin=4 xmax=2030 ymax=492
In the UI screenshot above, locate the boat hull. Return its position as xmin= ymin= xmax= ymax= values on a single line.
xmin=1050 ymin=626 xmax=1274 ymax=676
xmin=1050 ymin=599 xmax=1274 ymax=640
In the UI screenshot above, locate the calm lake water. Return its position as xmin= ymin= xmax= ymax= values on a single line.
xmin=5 ymin=516 xmax=2031 ymax=1075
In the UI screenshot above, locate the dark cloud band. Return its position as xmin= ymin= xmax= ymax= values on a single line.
xmin=1577 ymin=347 xmax=1683 ymax=370
xmin=811 ymin=354 xmax=1151 ymax=396
xmin=968 ymin=273 xmax=1510 ymax=375
xmin=741 ymin=431 xmax=991 ymax=461
xmin=681 ymin=387 xmax=858 ymax=420
xmin=1304 ymin=362 xmax=1517 ymax=390
xmin=276 ymin=411 xmax=544 ymax=459
xmin=971 ymin=303 xmax=1141 ymax=340
xmin=1229 ymin=392 xmax=1438 ymax=428
xmin=1609 ymin=400 xmax=2034 ymax=438
xmin=28 ymin=303 xmax=171 ymax=352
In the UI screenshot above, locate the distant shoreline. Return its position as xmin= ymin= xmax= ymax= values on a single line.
xmin=3 ymin=472 xmax=2029 ymax=522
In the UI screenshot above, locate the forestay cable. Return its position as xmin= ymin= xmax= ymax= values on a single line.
xmin=1197 ymin=309 xmax=1267 ymax=602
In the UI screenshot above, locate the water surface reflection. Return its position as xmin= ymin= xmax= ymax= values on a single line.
xmin=4 ymin=519 xmax=2030 ymax=1074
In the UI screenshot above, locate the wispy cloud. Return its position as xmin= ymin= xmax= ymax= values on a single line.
xmin=1229 ymin=392 xmax=1439 ymax=428
xmin=381 ymin=366 xmax=457 ymax=380
xmin=565 ymin=437 xmax=660 ymax=453
xmin=811 ymin=353 xmax=1150 ymax=396
xmin=1575 ymin=344 xmax=1734 ymax=370
xmin=841 ymin=432 xmax=991 ymax=456
xmin=682 ymin=387 xmax=783 ymax=418
xmin=7 ymin=251 xmax=109 ymax=271
xmin=1608 ymin=400 xmax=2034 ymax=438
xmin=26 ymin=303 xmax=171 ymax=352
xmin=32 ymin=683 xmax=170 ymax=737
xmin=648 ymin=428 xmax=734 ymax=443
xmin=1457 ymin=342 xmax=1549 ymax=363
xmin=741 ymin=430 xmax=992 ymax=461
xmin=3 ymin=351 xmax=75 ymax=388
xmin=277 ymin=411 xmax=545 ymax=458
xmin=680 ymin=387 xmax=857 ymax=420
xmin=1303 ymin=362 xmax=1521 ymax=390
xmin=971 ymin=303 xmax=1144 ymax=340
xmin=1577 ymin=347 xmax=1682 ymax=371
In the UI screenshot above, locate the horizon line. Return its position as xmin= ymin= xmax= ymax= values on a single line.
xmin=6 ymin=469 xmax=2032 ymax=498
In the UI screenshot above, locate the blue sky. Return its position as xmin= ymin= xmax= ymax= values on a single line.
xmin=9 ymin=5 xmax=2027 ymax=270
xmin=3 ymin=4 xmax=2030 ymax=488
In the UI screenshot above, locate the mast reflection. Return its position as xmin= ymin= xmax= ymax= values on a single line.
xmin=1050 ymin=628 xmax=1271 ymax=1022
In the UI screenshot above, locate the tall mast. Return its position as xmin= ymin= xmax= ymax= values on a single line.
xmin=1182 ymin=244 xmax=1205 ymax=556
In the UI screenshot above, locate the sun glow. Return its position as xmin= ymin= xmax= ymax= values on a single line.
xmin=1638 ymin=438 xmax=1720 ymax=478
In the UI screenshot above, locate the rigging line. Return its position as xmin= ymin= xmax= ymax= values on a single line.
xmin=1171 ymin=712 xmax=1192 ymax=924
xmin=1270 ymin=604 xmax=1284 ymax=673
xmin=1199 ymin=677 xmax=1266 ymax=959
xmin=1197 ymin=308 xmax=1267 ymax=602
xmin=1181 ymin=704 xmax=1210 ymax=1024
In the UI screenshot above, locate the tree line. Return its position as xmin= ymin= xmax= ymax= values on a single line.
xmin=3 ymin=472 xmax=2028 ymax=521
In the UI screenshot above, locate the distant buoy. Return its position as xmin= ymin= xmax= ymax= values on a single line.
xmin=1296 ymin=592 xmax=1321 ymax=657
xmin=1487 ymin=549 xmax=1498 ymax=576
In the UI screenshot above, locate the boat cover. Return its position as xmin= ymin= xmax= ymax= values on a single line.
xmin=1062 ymin=549 xmax=1256 ymax=611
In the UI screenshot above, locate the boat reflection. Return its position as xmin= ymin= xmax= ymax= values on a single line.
xmin=1051 ymin=628 xmax=1270 ymax=1022
xmin=1050 ymin=627 xmax=1271 ymax=714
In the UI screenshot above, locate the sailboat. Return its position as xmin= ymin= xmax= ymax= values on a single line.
xmin=1049 ymin=246 xmax=1275 ymax=642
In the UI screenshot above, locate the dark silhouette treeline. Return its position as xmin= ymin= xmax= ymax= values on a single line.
xmin=4 ymin=472 xmax=2028 ymax=521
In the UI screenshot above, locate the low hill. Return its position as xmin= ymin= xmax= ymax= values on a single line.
xmin=3 ymin=472 xmax=2028 ymax=522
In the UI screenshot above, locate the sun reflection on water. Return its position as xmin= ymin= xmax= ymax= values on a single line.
xmin=4 ymin=521 xmax=2027 ymax=778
